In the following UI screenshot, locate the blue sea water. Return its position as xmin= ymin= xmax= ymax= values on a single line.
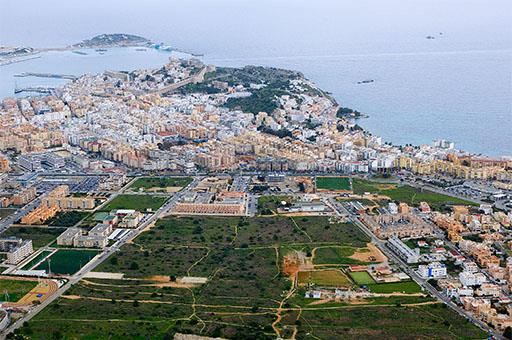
xmin=1 ymin=0 xmax=511 ymax=156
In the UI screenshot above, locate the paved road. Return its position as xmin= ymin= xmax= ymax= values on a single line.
xmin=2 ymin=181 xmax=194 ymax=337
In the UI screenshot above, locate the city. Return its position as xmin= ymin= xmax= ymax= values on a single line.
xmin=0 ymin=53 xmax=510 ymax=338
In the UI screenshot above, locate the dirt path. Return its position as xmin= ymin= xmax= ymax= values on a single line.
xmin=289 ymin=217 xmax=313 ymax=242
xmin=272 ymin=273 xmax=297 ymax=338
xmin=186 ymin=247 xmax=210 ymax=276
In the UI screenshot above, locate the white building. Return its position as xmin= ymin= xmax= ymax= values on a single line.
xmin=387 ymin=236 xmax=420 ymax=264
xmin=459 ymin=271 xmax=487 ymax=287
xmin=417 ymin=262 xmax=447 ymax=279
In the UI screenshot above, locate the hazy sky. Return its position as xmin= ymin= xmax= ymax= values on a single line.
xmin=1 ymin=0 xmax=511 ymax=54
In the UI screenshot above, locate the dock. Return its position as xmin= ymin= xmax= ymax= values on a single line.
xmin=14 ymin=72 xmax=77 ymax=80
xmin=14 ymin=86 xmax=55 ymax=95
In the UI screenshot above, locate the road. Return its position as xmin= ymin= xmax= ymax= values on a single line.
xmin=330 ymin=201 xmax=501 ymax=339
xmin=2 ymin=180 xmax=195 ymax=337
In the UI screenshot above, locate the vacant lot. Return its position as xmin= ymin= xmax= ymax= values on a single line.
xmin=257 ymin=195 xmax=293 ymax=215
xmin=316 ymin=176 xmax=351 ymax=191
xmin=47 ymin=210 xmax=90 ymax=227
xmin=130 ymin=177 xmax=192 ymax=192
xmin=101 ymin=194 xmax=168 ymax=212
xmin=349 ymin=271 xmax=376 ymax=285
xmin=298 ymin=270 xmax=352 ymax=287
xmin=0 ymin=208 xmax=16 ymax=220
xmin=1 ymin=226 xmax=65 ymax=248
xmin=352 ymin=179 xmax=476 ymax=211
xmin=13 ymin=216 xmax=485 ymax=339
xmin=367 ymin=281 xmax=422 ymax=294
xmin=314 ymin=246 xmax=373 ymax=265
xmin=35 ymin=249 xmax=98 ymax=275
xmin=0 ymin=278 xmax=37 ymax=302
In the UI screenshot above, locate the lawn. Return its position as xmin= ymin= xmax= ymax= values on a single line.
xmin=1 ymin=226 xmax=65 ymax=248
xmin=47 ymin=210 xmax=90 ymax=227
xmin=35 ymin=249 xmax=98 ymax=275
xmin=349 ymin=271 xmax=376 ymax=285
xmin=298 ymin=270 xmax=352 ymax=287
xmin=101 ymin=194 xmax=169 ymax=212
xmin=367 ymin=280 xmax=422 ymax=294
xmin=130 ymin=177 xmax=192 ymax=191
xmin=352 ymin=179 xmax=477 ymax=211
xmin=0 ymin=278 xmax=37 ymax=302
xmin=316 ymin=176 xmax=351 ymax=191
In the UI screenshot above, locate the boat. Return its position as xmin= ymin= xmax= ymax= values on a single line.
xmin=357 ymin=79 xmax=374 ymax=84
xmin=72 ymin=50 xmax=88 ymax=55
xmin=426 ymin=35 xmax=436 ymax=39
xmin=95 ymin=48 xmax=107 ymax=52
xmin=136 ymin=48 xmax=147 ymax=52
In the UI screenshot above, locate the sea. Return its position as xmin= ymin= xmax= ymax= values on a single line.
xmin=0 ymin=0 xmax=511 ymax=157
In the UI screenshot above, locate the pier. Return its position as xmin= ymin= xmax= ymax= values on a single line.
xmin=14 ymin=72 xmax=77 ymax=80
xmin=14 ymin=86 xmax=55 ymax=95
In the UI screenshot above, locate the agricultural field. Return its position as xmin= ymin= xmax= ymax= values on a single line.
xmin=0 ymin=277 xmax=37 ymax=303
xmin=13 ymin=215 xmax=485 ymax=339
xmin=101 ymin=194 xmax=169 ymax=212
xmin=352 ymin=179 xmax=477 ymax=211
xmin=129 ymin=177 xmax=192 ymax=192
xmin=47 ymin=210 xmax=90 ymax=227
xmin=35 ymin=249 xmax=98 ymax=275
xmin=316 ymin=176 xmax=351 ymax=191
xmin=0 ymin=226 xmax=65 ymax=248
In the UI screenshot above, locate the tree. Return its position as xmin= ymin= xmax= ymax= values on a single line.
xmin=130 ymin=261 xmax=139 ymax=270
xmin=504 ymin=326 xmax=512 ymax=339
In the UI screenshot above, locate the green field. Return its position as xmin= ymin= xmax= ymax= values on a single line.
xmin=0 ymin=278 xmax=37 ymax=302
xmin=1 ymin=226 xmax=65 ymax=248
xmin=47 ymin=211 xmax=90 ymax=227
xmin=314 ymin=246 xmax=373 ymax=265
xmin=257 ymin=195 xmax=293 ymax=215
xmin=367 ymin=281 xmax=422 ymax=294
xmin=352 ymin=179 xmax=477 ymax=211
xmin=20 ymin=250 xmax=53 ymax=270
xmin=101 ymin=194 xmax=169 ymax=212
xmin=298 ymin=270 xmax=352 ymax=287
xmin=13 ymin=215 xmax=486 ymax=339
xmin=349 ymin=271 xmax=376 ymax=285
xmin=316 ymin=176 xmax=351 ymax=191
xmin=35 ymin=249 xmax=98 ymax=275
xmin=130 ymin=177 xmax=192 ymax=191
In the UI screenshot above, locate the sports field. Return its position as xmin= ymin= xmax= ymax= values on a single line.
xmin=349 ymin=271 xmax=376 ymax=285
xmin=101 ymin=194 xmax=168 ymax=212
xmin=0 ymin=278 xmax=38 ymax=302
xmin=129 ymin=177 xmax=192 ymax=192
xmin=316 ymin=176 xmax=351 ymax=191
xmin=35 ymin=249 xmax=98 ymax=275
xmin=298 ymin=270 xmax=352 ymax=287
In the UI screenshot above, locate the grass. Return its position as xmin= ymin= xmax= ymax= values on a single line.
xmin=349 ymin=271 xmax=376 ymax=285
xmin=35 ymin=249 xmax=98 ymax=275
xmin=0 ymin=208 xmax=16 ymax=220
xmin=12 ymin=216 xmax=484 ymax=339
xmin=316 ymin=176 xmax=351 ymax=191
xmin=47 ymin=210 xmax=90 ymax=227
xmin=352 ymin=179 xmax=477 ymax=211
xmin=367 ymin=281 xmax=422 ymax=294
xmin=0 ymin=278 xmax=37 ymax=302
xmin=257 ymin=195 xmax=293 ymax=215
xmin=298 ymin=270 xmax=352 ymax=287
xmin=129 ymin=177 xmax=192 ymax=191
xmin=101 ymin=194 xmax=168 ymax=212
xmin=0 ymin=226 xmax=65 ymax=248
xmin=20 ymin=250 xmax=53 ymax=270
xmin=314 ymin=246 xmax=373 ymax=265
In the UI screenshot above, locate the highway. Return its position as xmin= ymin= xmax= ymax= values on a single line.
xmin=1 ymin=180 xmax=194 ymax=337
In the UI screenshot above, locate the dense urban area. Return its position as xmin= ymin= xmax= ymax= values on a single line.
xmin=0 ymin=46 xmax=511 ymax=339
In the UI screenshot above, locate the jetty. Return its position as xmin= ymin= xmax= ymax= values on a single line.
xmin=14 ymin=72 xmax=78 ymax=80
xmin=14 ymin=86 xmax=55 ymax=95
